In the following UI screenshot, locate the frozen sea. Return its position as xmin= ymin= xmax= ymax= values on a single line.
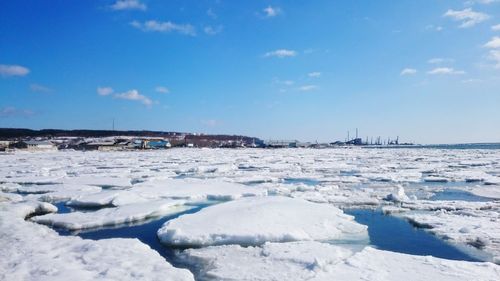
xmin=1 ymin=147 xmax=500 ymax=280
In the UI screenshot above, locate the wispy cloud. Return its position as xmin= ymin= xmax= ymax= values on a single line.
xmin=308 ymin=72 xmax=321 ymax=78
xmin=263 ymin=6 xmax=282 ymax=18
xmin=207 ymin=8 xmax=217 ymax=19
xmin=201 ymin=119 xmax=219 ymax=127
xmin=492 ymin=24 xmax=500 ymax=31
xmin=400 ymin=68 xmax=417 ymax=76
xmin=462 ymin=78 xmax=483 ymax=83
xmin=487 ymin=50 xmax=500 ymax=68
xmin=465 ymin=0 xmax=499 ymax=5
xmin=483 ymin=37 xmax=500 ymax=68
xmin=484 ymin=36 xmax=500 ymax=49
xmin=130 ymin=20 xmax=196 ymax=36
xmin=204 ymin=25 xmax=223 ymax=35
xmin=427 ymin=67 xmax=465 ymax=75
xmin=97 ymin=86 xmax=114 ymax=96
xmin=443 ymin=8 xmax=489 ymax=28
xmin=273 ymin=78 xmax=295 ymax=86
xmin=114 ymin=89 xmax=153 ymax=106
xmin=264 ymin=49 xmax=297 ymax=58
xmin=0 ymin=64 xmax=30 ymax=77
xmin=298 ymin=85 xmax=318 ymax=92
xmin=0 ymin=107 xmax=34 ymax=118
xmin=427 ymin=58 xmax=454 ymax=64
xmin=155 ymin=86 xmax=170 ymax=94
xmin=110 ymin=0 xmax=146 ymax=11
xmin=30 ymin=83 xmax=52 ymax=93
xmin=425 ymin=25 xmax=443 ymax=32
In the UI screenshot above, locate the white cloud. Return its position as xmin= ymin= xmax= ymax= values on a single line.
xmin=427 ymin=67 xmax=466 ymax=75
xmin=0 ymin=107 xmax=34 ymax=118
xmin=155 ymin=86 xmax=170 ymax=94
xmin=443 ymin=8 xmax=490 ymax=28
xmin=97 ymin=86 xmax=114 ymax=96
xmin=487 ymin=49 xmax=500 ymax=68
xmin=400 ymin=68 xmax=417 ymax=76
xmin=204 ymin=25 xmax=223 ymax=35
xmin=0 ymin=64 xmax=30 ymax=77
xmin=298 ymin=85 xmax=318 ymax=92
xmin=492 ymin=24 xmax=500 ymax=31
xmin=427 ymin=58 xmax=454 ymax=64
xmin=207 ymin=8 xmax=217 ymax=19
xmin=425 ymin=25 xmax=444 ymax=32
xmin=308 ymin=72 xmax=321 ymax=77
xmin=201 ymin=119 xmax=219 ymax=127
xmin=462 ymin=78 xmax=483 ymax=83
xmin=484 ymin=36 xmax=500 ymax=48
xmin=263 ymin=6 xmax=281 ymax=17
xmin=30 ymin=83 xmax=52 ymax=93
xmin=114 ymin=89 xmax=153 ymax=106
xmin=465 ymin=0 xmax=499 ymax=5
xmin=130 ymin=20 xmax=196 ymax=36
xmin=273 ymin=79 xmax=294 ymax=86
xmin=110 ymin=0 xmax=146 ymax=11
xmin=264 ymin=49 xmax=297 ymax=58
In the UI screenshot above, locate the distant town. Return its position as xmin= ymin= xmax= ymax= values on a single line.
xmin=0 ymin=128 xmax=414 ymax=152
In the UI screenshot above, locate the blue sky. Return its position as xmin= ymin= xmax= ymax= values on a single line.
xmin=1 ymin=0 xmax=500 ymax=144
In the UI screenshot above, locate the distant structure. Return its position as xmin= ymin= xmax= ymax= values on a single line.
xmin=20 ymin=140 xmax=57 ymax=151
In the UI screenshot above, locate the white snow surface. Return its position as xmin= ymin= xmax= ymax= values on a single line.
xmin=0 ymin=200 xmax=194 ymax=281
xmin=1 ymin=148 xmax=500 ymax=279
xmin=401 ymin=209 xmax=500 ymax=264
xmin=31 ymin=199 xmax=189 ymax=230
xmin=183 ymin=241 xmax=500 ymax=281
xmin=158 ymin=196 xmax=368 ymax=246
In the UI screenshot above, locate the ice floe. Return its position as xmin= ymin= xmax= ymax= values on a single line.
xmin=400 ymin=209 xmax=500 ymax=263
xmin=0 ymin=201 xmax=194 ymax=281
xmin=157 ymin=196 xmax=368 ymax=247
xmin=183 ymin=241 xmax=500 ymax=281
xmin=31 ymin=199 xmax=189 ymax=230
xmin=1 ymin=148 xmax=500 ymax=279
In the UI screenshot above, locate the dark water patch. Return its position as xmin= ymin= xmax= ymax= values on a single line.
xmin=65 ymin=203 xmax=116 ymax=212
xmin=430 ymin=189 xmax=493 ymax=202
xmin=242 ymin=179 xmax=274 ymax=186
xmin=57 ymin=202 xmax=215 ymax=273
xmin=365 ymin=143 xmax=500 ymax=150
xmin=345 ymin=209 xmax=480 ymax=262
xmin=283 ymin=178 xmax=320 ymax=186
xmin=14 ymin=190 xmax=51 ymax=195
xmin=53 ymin=201 xmax=116 ymax=214
xmin=54 ymin=202 xmax=72 ymax=214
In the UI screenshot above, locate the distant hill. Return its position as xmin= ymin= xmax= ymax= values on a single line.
xmin=0 ymin=128 xmax=260 ymax=143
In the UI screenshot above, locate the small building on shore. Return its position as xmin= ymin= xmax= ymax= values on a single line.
xmin=24 ymin=140 xmax=57 ymax=151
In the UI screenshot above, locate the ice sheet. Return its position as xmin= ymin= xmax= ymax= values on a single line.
xmin=0 ymin=201 xmax=194 ymax=281
xmin=183 ymin=242 xmax=500 ymax=281
xmin=158 ymin=196 xmax=368 ymax=246
xmin=31 ymin=199 xmax=188 ymax=230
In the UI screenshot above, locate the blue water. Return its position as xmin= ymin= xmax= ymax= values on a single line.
xmin=53 ymin=201 xmax=116 ymax=213
xmin=55 ymin=203 xmax=213 ymax=271
xmin=430 ymin=189 xmax=493 ymax=202
xmin=345 ymin=209 xmax=480 ymax=262
xmin=283 ymin=178 xmax=320 ymax=186
xmin=47 ymin=202 xmax=481 ymax=277
xmin=54 ymin=202 xmax=72 ymax=213
xmin=364 ymin=143 xmax=500 ymax=150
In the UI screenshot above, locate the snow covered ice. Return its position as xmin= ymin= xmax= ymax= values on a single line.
xmin=32 ymin=199 xmax=190 ymax=230
xmin=1 ymin=148 xmax=500 ymax=280
xmin=157 ymin=196 xmax=368 ymax=247
xmin=183 ymin=241 xmax=500 ymax=281
xmin=0 ymin=200 xmax=194 ymax=281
